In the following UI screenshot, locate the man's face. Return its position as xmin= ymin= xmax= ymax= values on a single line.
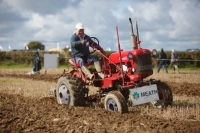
xmin=76 ymin=29 xmax=84 ymax=37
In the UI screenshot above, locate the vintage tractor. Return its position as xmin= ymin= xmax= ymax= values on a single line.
xmin=50 ymin=18 xmax=173 ymax=113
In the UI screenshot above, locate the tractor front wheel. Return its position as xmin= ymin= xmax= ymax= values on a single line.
xmin=151 ymin=82 xmax=173 ymax=108
xmin=104 ymin=91 xmax=128 ymax=113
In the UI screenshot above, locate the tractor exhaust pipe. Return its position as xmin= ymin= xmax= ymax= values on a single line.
xmin=129 ymin=18 xmax=137 ymax=49
xmin=136 ymin=19 xmax=141 ymax=49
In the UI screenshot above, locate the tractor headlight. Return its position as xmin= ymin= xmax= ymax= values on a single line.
xmin=127 ymin=52 xmax=133 ymax=59
xmin=132 ymin=68 xmax=135 ymax=72
xmin=122 ymin=65 xmax=128 ymax=72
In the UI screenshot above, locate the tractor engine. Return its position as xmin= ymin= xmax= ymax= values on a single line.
xmin=107 ymin=18 xmax=153 ymax=85
xmin=108 ymin=48 xmax=153 ymax=84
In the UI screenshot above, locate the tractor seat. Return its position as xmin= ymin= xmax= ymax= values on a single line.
xmin=69 ymin=59 xmax=92 ymax=68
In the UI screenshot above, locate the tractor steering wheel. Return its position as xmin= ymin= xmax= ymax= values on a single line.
xmin=89 ymin=37 xmax=99 ymax=53
xmin=90 ymin=37 xmax=99 ymax=46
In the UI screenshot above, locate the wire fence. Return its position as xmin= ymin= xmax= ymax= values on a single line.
xmin=155 ymin=59 xmax=200 ymax=61
xmin=154 ymin=59 xmax=200 ymax=69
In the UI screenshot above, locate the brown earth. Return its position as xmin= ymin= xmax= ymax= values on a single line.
xmin=1 ymin=93 xmax=200 ymax=133
xmin=0 ymin=70 xmax=200 ymax=132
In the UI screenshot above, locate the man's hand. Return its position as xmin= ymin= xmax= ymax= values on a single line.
xmin=80 ymin=39 xmax=88 ymax=44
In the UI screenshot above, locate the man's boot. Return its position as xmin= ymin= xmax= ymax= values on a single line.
xmin=81 ymin=66 xmax=93 ymax=80
xmin=94 ymin=61 xmax=105 ymax=79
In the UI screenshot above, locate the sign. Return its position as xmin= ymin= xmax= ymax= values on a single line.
xmin=44 ymin=54 xmax=59 ymax=68
xmin=130 ymin=84 xmax=159 ymax=106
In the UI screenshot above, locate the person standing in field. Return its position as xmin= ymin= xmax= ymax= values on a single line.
xmin=171 ymin=49 xmax=179 ymax=73
xmin=32 ymin=49 xmax=41 ymax=74
xmin=157 ymin=48 xmax=168 ymax=73
xmin=27 ymin=49 xmax=41 ymax=75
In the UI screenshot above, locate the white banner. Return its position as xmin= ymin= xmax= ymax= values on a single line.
xmin=130 ymin=84 xmax=159 ymax=106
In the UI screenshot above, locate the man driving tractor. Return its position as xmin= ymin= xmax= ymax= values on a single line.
xmin=70 ymin=23 xmax=104 ymax=79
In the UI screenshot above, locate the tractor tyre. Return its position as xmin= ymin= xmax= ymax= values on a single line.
xmin=104 ymin=91 xmax=128 ymax=113
xmin=151 ymin=82 xmax=173 ymax=108
xmin=56 ymin=75 xmax=85 ymax=106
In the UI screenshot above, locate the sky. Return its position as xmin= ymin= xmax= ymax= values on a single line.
xmin=0 ymin=0 xmax=200 ymax=52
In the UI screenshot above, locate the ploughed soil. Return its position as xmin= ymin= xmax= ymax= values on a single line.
xmin=0 ymin=72 xmax=200 ymax=132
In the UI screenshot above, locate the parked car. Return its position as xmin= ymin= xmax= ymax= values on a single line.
xmin=186 ymin=49 xmax=199 ymax=52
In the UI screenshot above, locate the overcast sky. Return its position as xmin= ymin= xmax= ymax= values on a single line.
xmin=0 ymin=0 xmax=200 ymax=51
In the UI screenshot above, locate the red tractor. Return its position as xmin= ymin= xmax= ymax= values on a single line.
xmin=50 ymin=18 xmax=173 ymax=113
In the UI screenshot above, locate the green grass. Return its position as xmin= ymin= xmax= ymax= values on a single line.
xmin=0 ymin=62 xmax=199 ymax=70
xmin=179 ymin=67 xmax=200 ymax=70
xmin=0 ymin=62 xmax=31 ymax=68
xmin=0 ymin=62 xmax=72 ymax=69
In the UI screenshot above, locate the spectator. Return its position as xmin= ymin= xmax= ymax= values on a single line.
xmin=157 ymin=48 xmax=168 ymax=73
xmin=27 ymin=49 xmax=41 ymax=75
xmin=171 ymin=49 xmax=179 ymax=73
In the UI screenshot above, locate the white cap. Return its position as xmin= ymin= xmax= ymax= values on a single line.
xmin=76 ymin=23 xmax=84 ymax=29
xmin=172 ymin=49 xmax=174 ymax=52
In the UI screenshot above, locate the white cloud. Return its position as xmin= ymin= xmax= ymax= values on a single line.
xmin=111 ymin=10 xmax=126 ymax=20
xmin=136 ymin=1 xmax=161 ymax=22
xmin=26 ymin=13 xmax=44 ymax=29
xmin=127 ymin=6 xmax=134 ymax=14
xmin=143 ymin=32 xmax=153 ymax=41
xmin=169 ymin=1 xmax=200 ymax=41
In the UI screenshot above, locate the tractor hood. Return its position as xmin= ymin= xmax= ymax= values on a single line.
xmin=109 ymin=48 xmax=151 ymax=64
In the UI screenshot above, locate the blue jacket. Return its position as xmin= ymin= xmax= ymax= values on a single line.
xmin=71 ymin=33 xmax=95 ymax=57
xmin=159 ymin=50 xmax=167 ymax=64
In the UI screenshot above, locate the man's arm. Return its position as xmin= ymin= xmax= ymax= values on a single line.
xmin=84 ymin=35 xmax=98 ymax=46
xmin=70 ymin=34 xmax=82 ymax=48
xmin=159 ymin=53 xmax=161 ymax=59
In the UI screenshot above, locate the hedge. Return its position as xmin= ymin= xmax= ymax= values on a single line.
xmin=0 ymin=50 xmax=199 ymax=68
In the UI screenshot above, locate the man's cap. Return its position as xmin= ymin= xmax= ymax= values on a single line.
xmin=76 ymin=23 xmax=84 ymax=29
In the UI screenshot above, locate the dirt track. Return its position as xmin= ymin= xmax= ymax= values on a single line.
xmin=0 ymin=70 xmax=200 ymax=132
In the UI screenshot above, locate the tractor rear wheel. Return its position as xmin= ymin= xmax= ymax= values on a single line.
xmin=104 ymin=91 xmax=128 ymax=113
xmin=56 ymin=75 xmax=85 ymax=106
xmin=151 ymin=82 xmax=173 ymax=108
